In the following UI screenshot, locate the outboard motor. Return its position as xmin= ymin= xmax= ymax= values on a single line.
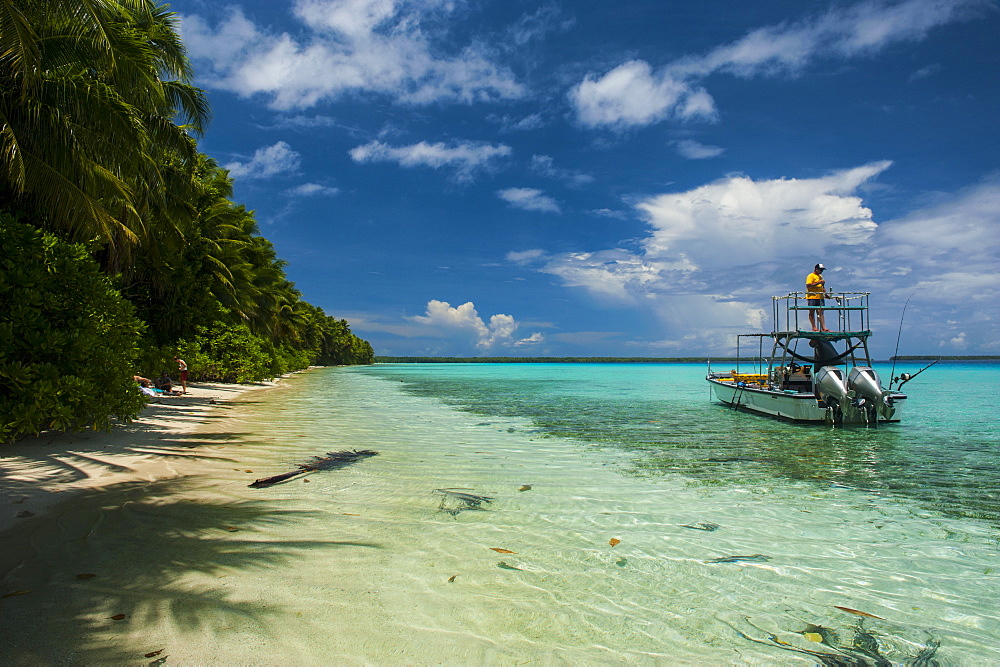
xmin=815 ymin=366 xmax=851 ymax=425
xmin=815 ymin=366 xmax=849 ymax=404
xmin=848 ymin=367 xmax=895 ymax=421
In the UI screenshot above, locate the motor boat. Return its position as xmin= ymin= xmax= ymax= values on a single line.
xmin=706 ymin=292 xmax=908 ymax=425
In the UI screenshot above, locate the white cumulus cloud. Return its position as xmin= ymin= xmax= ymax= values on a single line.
xmin=943 ymin=332 xmax=968 ymax=349
xmin=571 ymin=0 xmax=986 ymax=128
xmin=224 ymin=141 xmax=301 ymax=179
xmin=411 ymin=300 xmax=538 ymax=350
xmin=515 ymin=332 xmax=545 ymax=346
xmin=510 ymin=162 xmax=896 ymax=350
xmin=635 ymin=161 xmax=891 ymax=269
xmin=570 ymin=60 xmax=717 ymax=129
xmin=349 ymin=140 xmax=511 ymax=181
xmin=497 ymin=188 xmax=561 ymax=213
xmin=179 ymin=2 xmax=524 ymax=110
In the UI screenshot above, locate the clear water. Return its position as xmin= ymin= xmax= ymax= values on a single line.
xmin=2 ymin=362 xmax=999 ymax=663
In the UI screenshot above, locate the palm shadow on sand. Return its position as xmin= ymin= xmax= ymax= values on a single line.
xmin=0 ymin=474 xmax=384 ymax=663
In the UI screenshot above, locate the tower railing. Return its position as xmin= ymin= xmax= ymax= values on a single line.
xmin=772 ymin=292 xmax=870 ymax=335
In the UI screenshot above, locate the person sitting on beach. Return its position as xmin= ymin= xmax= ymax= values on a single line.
xmin=154 ymin=372 xmax=173 ymax=394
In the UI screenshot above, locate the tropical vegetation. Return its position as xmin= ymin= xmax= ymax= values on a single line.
xmin=0 ymin=0 xmax=372 ymax=442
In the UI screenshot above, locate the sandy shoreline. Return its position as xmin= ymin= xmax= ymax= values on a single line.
xmin=0 ymin=381 xmax=274 ymax=537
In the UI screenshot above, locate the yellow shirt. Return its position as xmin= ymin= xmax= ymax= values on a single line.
xmin=805 ymin=272 xmax=825 ymax=299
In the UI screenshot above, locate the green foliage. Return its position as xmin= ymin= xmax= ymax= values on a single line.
xmin=0 ymin=4 xmax=375 ymax=442
xmin=151 ymin=316 xmax=375 ymax=386
xmin=266 ymin=343 xmax=314 ymax=379
xmin=0 ymin=217 xmax=145 ymax=442
xmin=134 ymin=340 xmax=199 ymax=381
xmin=317 ymin=318 xmax=375 ymax=366
xmin=0 ymin=0 xmax=209 ymax=255
xmin=182 ymin=323 xmax=272 ymax=384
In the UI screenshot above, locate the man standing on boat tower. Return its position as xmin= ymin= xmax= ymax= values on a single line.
xmin=806 ymin=264 xmax=830 ymax=332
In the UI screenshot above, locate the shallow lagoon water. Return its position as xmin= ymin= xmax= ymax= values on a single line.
xmin=2 ymin=362 xmax=999 ymax=663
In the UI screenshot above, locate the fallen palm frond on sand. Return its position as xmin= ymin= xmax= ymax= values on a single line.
xmin=249 ymin=450 xmax=378 ymax=488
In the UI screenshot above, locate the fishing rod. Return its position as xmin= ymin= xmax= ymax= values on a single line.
xmin=888 ymin=294 xmax=913 ymax=390
xmin=893 ymin=359 xmax=939 ymax=391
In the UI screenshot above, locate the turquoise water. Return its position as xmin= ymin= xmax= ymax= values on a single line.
xmin=2 ymin=362 xmax=999 ymax=663
xmin=366 ymin=362 xmax=1000 ymax=526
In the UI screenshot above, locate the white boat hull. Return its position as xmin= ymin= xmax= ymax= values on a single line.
xmin=708 ymin=377 xmax=905 ymax=423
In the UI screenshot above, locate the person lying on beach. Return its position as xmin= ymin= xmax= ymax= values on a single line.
xmin=134 ymin=375 xmax=152 ymax=388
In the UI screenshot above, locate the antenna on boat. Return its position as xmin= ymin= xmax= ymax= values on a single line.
xmin=888 ymin=293 xmax=913 ymax=390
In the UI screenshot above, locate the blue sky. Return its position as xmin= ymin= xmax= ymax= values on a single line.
xmin=172 ymin=0 xmax=999 ymax=357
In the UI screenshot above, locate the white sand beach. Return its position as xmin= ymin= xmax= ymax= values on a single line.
xmin=0 ymin=381 xmax=273 ymax=537
xmin=0 ymin=379 xmax=310 ymax=664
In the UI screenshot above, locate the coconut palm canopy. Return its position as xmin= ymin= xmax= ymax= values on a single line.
xmin=0 ymin=0 xmax=209 ymax=255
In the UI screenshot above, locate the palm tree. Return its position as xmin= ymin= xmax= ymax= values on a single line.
xmin=0 ymin=0 xmax=209 ymax=261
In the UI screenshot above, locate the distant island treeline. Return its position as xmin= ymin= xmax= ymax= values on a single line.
xmin=376 ymin=356 xmax=999 ymax=364
xmin=889 ymin=356 xmax=999 ymax=361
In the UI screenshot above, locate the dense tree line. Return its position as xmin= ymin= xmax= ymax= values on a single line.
xmin=0 ymin=0 xmax=372 ymax=442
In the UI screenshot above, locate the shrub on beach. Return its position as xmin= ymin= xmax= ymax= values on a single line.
xmin=266 ymin=343 xmax=314 ymax=378
xmin=133 ymin=318 xmax=374 ymax=386
xmin=134 ymin=341 xmax=199 ymax=384
xmin=184 ymin=322 xmax=273 ymax=384
xmin=0 ymin=217 xmax=146 ymax=442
